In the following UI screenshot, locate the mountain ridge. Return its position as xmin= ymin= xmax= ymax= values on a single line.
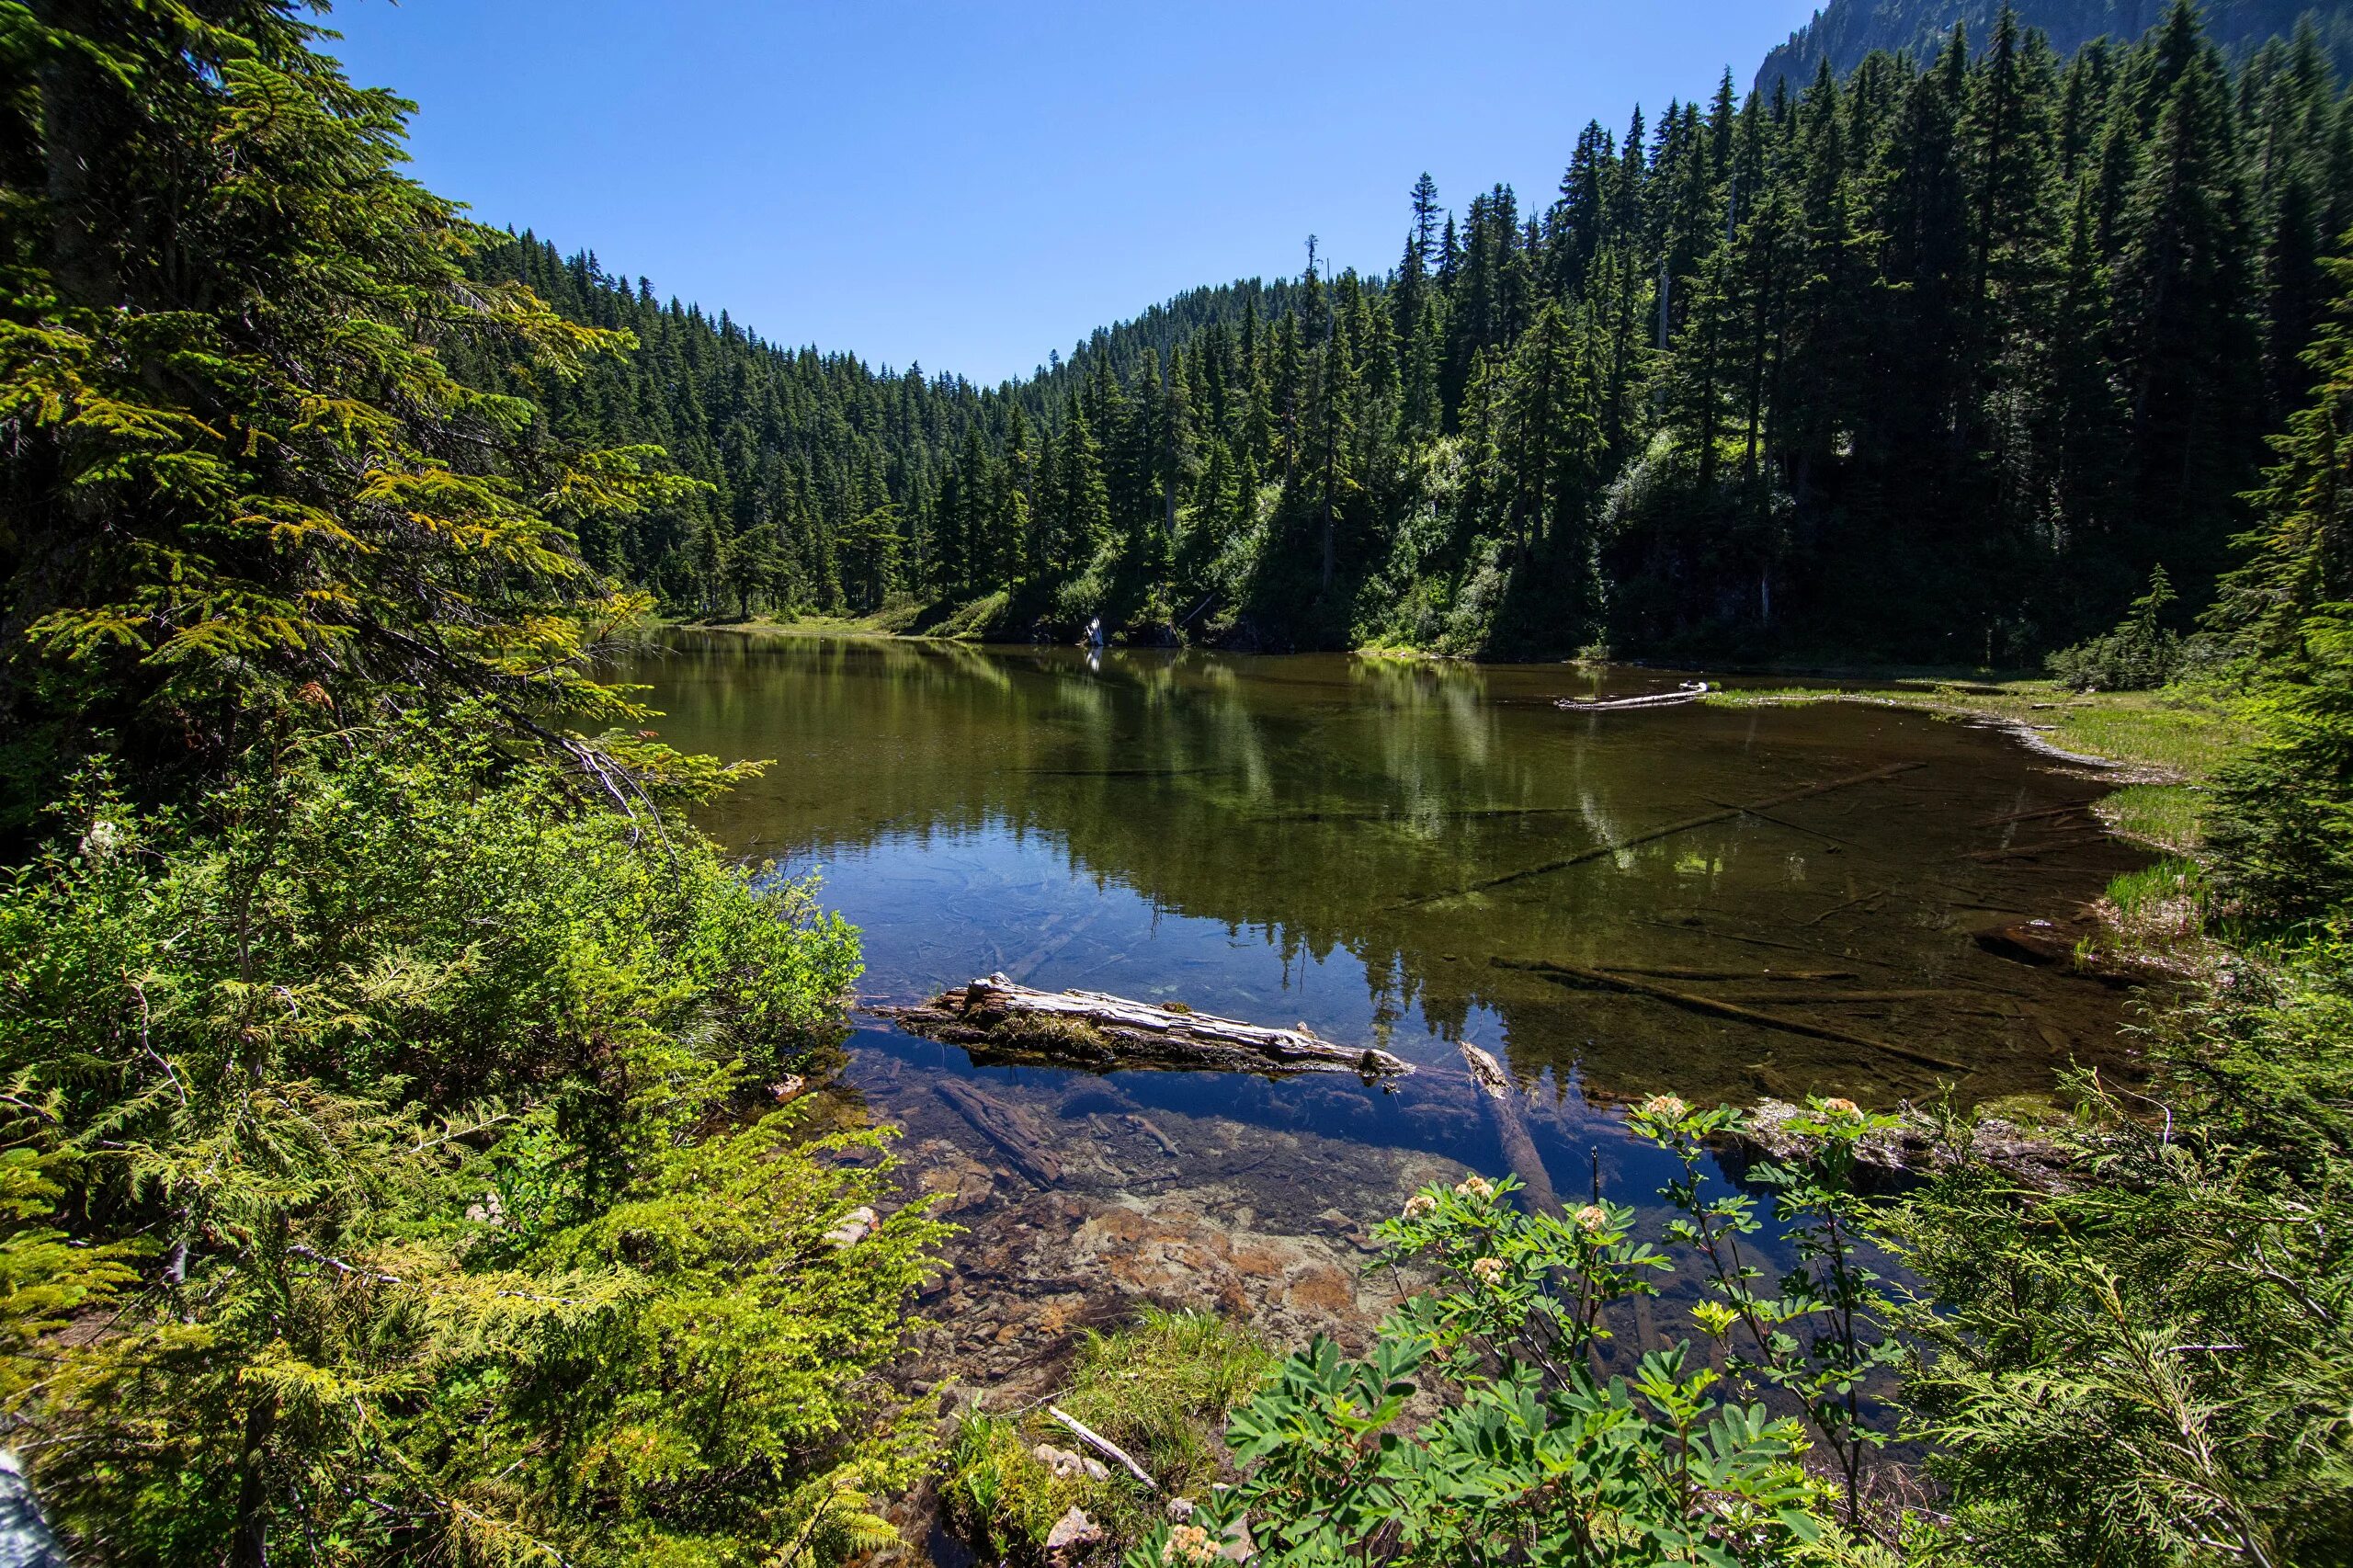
xmin=1756 ymin=0 xmax=2353 ymax=92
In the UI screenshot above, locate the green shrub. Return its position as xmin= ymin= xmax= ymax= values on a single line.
xmin=2208 ymin=610 xmax=2353 ymax=924
xmin=1143 ymin=1097 xmax=1909 ymax=1567
xmin=2047 ymin=567 xmax=2188 ymax=692
xmin=0 ymin=719 xmax=943 ymax=1567
xmin=946 ymin=1415 xmax=1071 ymax=1561
xmin=1886 ymin=951 xmax=2353 ymax=1567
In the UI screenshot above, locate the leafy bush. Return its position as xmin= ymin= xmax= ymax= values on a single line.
xmin=1135 ymin=1097 xmax=1908 ymax=1568
xmin=0 ymin=720 xmax=943 ymax=1567
xmin=2047 ymin=567 xmax=2187 ymax=692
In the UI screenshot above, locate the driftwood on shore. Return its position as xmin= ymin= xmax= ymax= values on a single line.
xmin=878 ymin=974 xmax=1415 ymax=1080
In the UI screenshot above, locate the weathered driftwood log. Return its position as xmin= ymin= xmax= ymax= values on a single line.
xmin=882 ymin=975 xmax=1414 ymax=1080
xmin=1460 ymin=1042 xmax=1563 ymax=1216
xmin=1555 ymin=685 xmax=1709 ymax=712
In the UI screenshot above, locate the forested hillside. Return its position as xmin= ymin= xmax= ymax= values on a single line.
xmin=460 ymin=240 xmax=1306 ymax=619
xmin=1758 ymin=0 xmax=2353 ymax=94
xmin=504 ymin=1 xmax=2353 ymax=664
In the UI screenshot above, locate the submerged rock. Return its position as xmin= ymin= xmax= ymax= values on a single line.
xmin=1727 ymin=1098 xmax=2077 ymax=1193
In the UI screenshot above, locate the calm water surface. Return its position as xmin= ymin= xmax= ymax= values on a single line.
xmin=624 ymin=632 xmax=2146 ymax=1384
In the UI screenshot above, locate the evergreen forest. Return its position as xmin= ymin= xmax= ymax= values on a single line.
xmin=475 ymin=2 xmax=2353 ymax=665
xmin=1756 ymin=0 xmax=2353 ymax=94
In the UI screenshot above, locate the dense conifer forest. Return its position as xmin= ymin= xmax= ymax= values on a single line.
xmin=483 ymin=2 xmax=2353 ymax=665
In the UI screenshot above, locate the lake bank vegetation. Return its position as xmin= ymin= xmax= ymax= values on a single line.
xmin=1013 ymin=148 xmax=2353 ymax=1563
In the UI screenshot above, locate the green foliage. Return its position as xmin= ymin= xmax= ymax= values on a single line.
xmin=0 ymin=7 xmax=948 ymax=1565
xmin=946 ymin=1415 xmax=1071 ymax=1561
xmin=0 ymin=0 xmax=707 ymax=823
xmin=1886 ymin=959 xmax=2353 ymax=1566
xmin=1636 ymin=1096 xmax=1905 ymax=1526
xmin=1137 ymin=1112 xmax=1912 ymax=1568
xmin=0 ymin=721 xmax=939 ymax=1566
xmin=2047 ymin=567 xmax=2189 ymax=691
xmin=2210 ymin=608 xmax=2353 ymax=921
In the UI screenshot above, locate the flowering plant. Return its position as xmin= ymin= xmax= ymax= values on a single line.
xmin=1123 ymin=1102 xmax=1896 ymax=1567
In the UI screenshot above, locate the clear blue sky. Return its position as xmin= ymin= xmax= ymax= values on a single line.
xmin=324 ymin=1 xmax=1824 ymax=384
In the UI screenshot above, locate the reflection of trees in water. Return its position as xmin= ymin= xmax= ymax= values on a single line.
xmin=652 ymin=635 xmax=2140 ymax=1104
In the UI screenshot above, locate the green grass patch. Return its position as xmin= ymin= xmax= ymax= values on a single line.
xmin=1060 ymin=1307 xmax=1274 ymax=1492
xmin=2104 ymin=857 xmax=2202 ymax=915
xmin=2098 ymin=782 xmax=2206 ymax=853
xmin=941 ymin=1308 xmax=1274 ymax=1561
xmin=930 ymin=589 xmax=1012 ymax=641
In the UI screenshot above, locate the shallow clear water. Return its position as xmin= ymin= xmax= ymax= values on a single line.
xmin=623 ymin=632 xmax=2145 ymax=1386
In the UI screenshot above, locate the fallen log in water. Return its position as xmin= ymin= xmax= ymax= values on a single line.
xmin=1406 ymin=762 xmax=1927 ymax=905
xmin=881 ymin=974 xmax=1414 ymax=1080
xmin=1963 ymin=833 xmax=2109 ymax=863
xmin=935 ymin=1078 xmax=1064 ymax=1187
xmin=1602 ymin=965 xmax=1861 ymax=983
xmin=1973 ymin=800 xmax=2096 ymax=828
xmin=1556 ymin=684 xmax=1711 ymax=712
xmin=1460 ymin=1042 xmax=1563 ymax=1215
xmin=1491 ymin=957 xmax=1967 ymax=1074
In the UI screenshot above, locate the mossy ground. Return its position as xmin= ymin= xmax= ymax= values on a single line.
xmin=942 ymin=1308 xmax=1273 ymax=1562
xmin=988 ymin=1009 xmax=1109 ymax=1055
